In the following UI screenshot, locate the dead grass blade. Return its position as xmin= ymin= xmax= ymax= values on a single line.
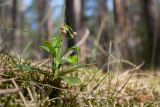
xmin=114 ymin=62 xmax=144 ymax=97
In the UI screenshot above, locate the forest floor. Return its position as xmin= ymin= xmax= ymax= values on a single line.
xmin=0 ymin=52 xmax=160 ymax=107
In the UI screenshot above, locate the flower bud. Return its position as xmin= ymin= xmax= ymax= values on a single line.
xmin=73 ymin=32 xmax=77 ymax=37
xmin=60 ymin=26 xmax=64 ymax=31
xmin=61 ymin=30 xmax=67 ymax=35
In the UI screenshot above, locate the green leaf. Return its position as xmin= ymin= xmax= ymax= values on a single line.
xmin=39 ymin=45 xmax=50 ymax=53
xmin=62 ymin=76 xmax=81 ymax=86
xmin=19 ymin=64 xmax=33 ymax=71
xmin=67 ymin=55 xmax=78 ymax=65
xmin=58 ymin=67 xmax=78 ymax=76
xmin=69 ymin=46 xmax=80 ymax=52
xmin=40 ymin=41 xmax=55 ymax=56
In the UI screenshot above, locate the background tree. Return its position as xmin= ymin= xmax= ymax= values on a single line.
xmin=65 ymin=0 xmax=75 ymax=49
xmin=0 ymin=0 xmax=160 ymax=69
xmin=0 ymin=0 xmax=14 ymax=49
xmin=113 ymin=0 xmax=132 ymax=62
xmin=0 ymin=0 xmax=5 ymax=45
xmin=74 ymin=0 xmax=88 ymax=62
xmin=36 ymin=0 xmax=53 ymax=59
xmin=96 ymin=0 xmax=109 ymax=70
xmin=16 ymin=0 xmax=25 ymax=53
xmin=139 ymin=0 xmax=158 ymax=68
xmin=65 ymin=0 xmax=88 ymax=62
xmin=155 ymin=6 xmax=160 ymax=67
xmin=6 ymin=0 xmax=17 ymax=49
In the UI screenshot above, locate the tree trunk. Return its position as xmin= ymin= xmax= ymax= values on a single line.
xmin=114 ymin=0 xmax=126 ymax=31
xmin=0 ymin=0 xmax=5 ymax=44
xmin=7 ymin=0 xmax=17 ymax=49
xmin=12 ymin=0 xmax=17 ymax=31
xmin=96 ymin=0 xmax=109 ymax=71
xmin=17 ymin=0 xmax=25 ymax=53
xmin=65 ymin=0 xmax=75 ymax=49
xmin=65 ymin=0 xmax=88 ymax=62
xmin=156 ymin=18 xmax=160 ymax=66
xmin=113 ymin=0 xmax=131 ymax=61
xmin=73 ymin=0 xmax=87 ymax=62
xmin=37 ymin=0 xmax=53 ymax=59
xmin=140 ymin=0 xmax=157 ymax=67
xmin=47 ymin=6 xmax=54 ymax=41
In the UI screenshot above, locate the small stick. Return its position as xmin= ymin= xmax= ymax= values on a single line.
xmin=0 ymin=88 xmax=20 ymax=95
xmin=12 ymin=79 xmax=29 ymax=107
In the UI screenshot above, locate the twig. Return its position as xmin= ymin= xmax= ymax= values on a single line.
xmin=49 ymin=97 xmax=64 ymax=101
xmin=12 ymin=79 xmax=29 ymax=107
xmin=76 ymin=28 xmax=89 ymax=47
xmin=0 ymin=78 xmax=17 ymax=82
xmin=0 ymin=88 xmax=20 ymax=95
xmin=27 ymin=87 xmax=34 ymax=102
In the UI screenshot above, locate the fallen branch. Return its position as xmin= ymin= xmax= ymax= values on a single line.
xmin=0 ymin=88 xmax=20 ymax=95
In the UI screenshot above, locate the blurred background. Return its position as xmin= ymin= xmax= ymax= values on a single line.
xmin=0 ymin=0 xmax=159 ymax=69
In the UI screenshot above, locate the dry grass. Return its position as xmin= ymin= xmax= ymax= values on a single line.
xmin=75 ymin=68 xmax=160 ymax=106
xmin=0 ymin=52 xmax=160 ymax=107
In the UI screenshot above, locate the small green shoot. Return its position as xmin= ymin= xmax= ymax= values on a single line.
xmin=40 ymin=24 xmax=81 ymax=85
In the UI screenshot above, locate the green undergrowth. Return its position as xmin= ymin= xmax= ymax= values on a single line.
xmin=0 ymin=24 xmax=160 ymax=107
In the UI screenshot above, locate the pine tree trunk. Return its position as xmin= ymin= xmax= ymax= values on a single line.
xmin=65 ymin=0 xmax=75 ymax=48
xmin=74 ymin=0 xmax=88 ymax=62
xmin=36 ymin=0 xmax=53 ymax=59
xmin=65 ymin=0 xmax=88 ymax=62
xmin=113 ymin=0 xmax=132 ymax=61
xmin=97 ymin=0 xmax=109 ymax=71
xmin=141 ymin=0 xmax=157 ymax=67
xmin=7 ymin=0 xmax=17 ymax=49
